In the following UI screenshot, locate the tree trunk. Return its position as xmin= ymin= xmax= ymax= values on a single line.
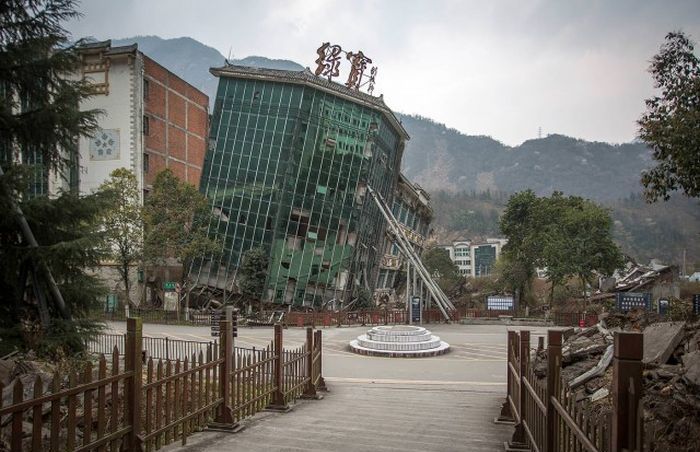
xmin=123 ymin=262 xmax=131 ymax=306
xmin=550 ymin=281 xmax=556 ymax=306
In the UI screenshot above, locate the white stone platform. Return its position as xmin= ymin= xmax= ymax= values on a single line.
xmin=349 ymin=325 xmax=450 ymax=357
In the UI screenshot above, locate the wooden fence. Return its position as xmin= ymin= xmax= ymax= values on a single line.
xmin=498 ymin=329 xmax=644 ymax=452
xmin=0 ymin=318 xmax=325 ymax=451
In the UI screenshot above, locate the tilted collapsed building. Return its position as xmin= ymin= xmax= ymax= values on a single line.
xmin=189 ymin=64 xmax=432 ymax=307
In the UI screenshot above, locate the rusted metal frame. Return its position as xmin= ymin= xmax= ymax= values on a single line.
xmin=551 ymin=396 xmax=599 ymax=452
xmin=0 ymin=371 xmax=134 ymax=416
xmin=142 ymin=359 xmax=222 ymax=389
xmin=141 ymin=398 xmax=223 ymax=441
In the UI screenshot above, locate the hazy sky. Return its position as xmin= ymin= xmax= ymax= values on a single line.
xmin=67 ymin=0 xmax=700 ymax=146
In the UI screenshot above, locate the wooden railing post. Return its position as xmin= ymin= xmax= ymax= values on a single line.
xmin=611 ymin=332 xmax=643 ymax=452
xmin=508 ymin=330 xmax=529 ymax=450
xmin=316 ymin=330 xmax=328 ymax=392
xmin=546 ymin=330 xmax=563 ymax=452
xmin=125 ymin=317 xmax=143 ymax=451
xmin=214 ymin=319 xmax=234 ymax=424
xmin=495 ymin=330 xmax=516 ymax=424
xmin=267 ymin=323 xmax=289 ymax=411
xmin=302 ymin=327 xmax=319 ymax=399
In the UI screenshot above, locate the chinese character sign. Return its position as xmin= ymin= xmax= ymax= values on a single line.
xmin=345 ymin=50 xmax=372 ymax=89
xmin=313 ymin=43 xmax=378 ymax=94
xmin=314 ymin=42 xmax=342 ymax=80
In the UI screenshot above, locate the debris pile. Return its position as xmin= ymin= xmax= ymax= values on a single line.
xmin=533 ymin=311 xmax=700 ymax=451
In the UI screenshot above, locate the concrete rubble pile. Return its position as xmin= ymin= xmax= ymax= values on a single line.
xmin=533 ymin=310 xmax=700 ymax=451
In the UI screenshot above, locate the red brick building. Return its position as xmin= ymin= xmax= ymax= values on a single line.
xmin=143 ymin=56 xmax=209 ymax=188
xmin=73 ymin=40 xmax=209 ymax=199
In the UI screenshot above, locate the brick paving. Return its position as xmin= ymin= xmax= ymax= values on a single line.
xmin=147 ymin=324 xmax=529 ymax=452
xmin=167 ymin=379 xmax=511 ymax=452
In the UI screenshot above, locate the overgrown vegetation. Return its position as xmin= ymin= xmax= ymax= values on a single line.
xmin=237 ymin=246 xmax=269 ymax=304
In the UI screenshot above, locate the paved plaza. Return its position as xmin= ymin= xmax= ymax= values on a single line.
xmin=107 ymin=322 xmax=549 ymax=451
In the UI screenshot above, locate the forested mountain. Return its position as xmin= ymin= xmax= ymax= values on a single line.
xmin=102 ymin=35 xmax=697 ymax=266
xmin=398 ymin=114 xmax=652 ymax=201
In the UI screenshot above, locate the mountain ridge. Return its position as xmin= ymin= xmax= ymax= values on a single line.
xmin=91 ymin=35 xmax=697 ymax=265
xmin=109 ymin=35 xmax=650 ymax=202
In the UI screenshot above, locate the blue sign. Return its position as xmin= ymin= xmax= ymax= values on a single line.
xmin=616 ymin=292 xmax=651 ymax=312
xmin=411 ymin=296 xmax=421 ymax=323
xmin=487 ymin=296 xmax=514 ymax=311
xmin=658 ymin=299 xmax=670 ymax=316
xmin=693 ymin=294 xmax=700 ymax=315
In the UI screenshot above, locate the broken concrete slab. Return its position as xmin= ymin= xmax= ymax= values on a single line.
xmin=591 ymin=387 xmax=609 ymax=402
xmin=682 ymin=350 xmax=700 ymax=388
xmin=642 ymin=322 xmax=686 ymax=366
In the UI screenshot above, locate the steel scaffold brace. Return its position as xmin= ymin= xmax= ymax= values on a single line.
xmin=366 ymin=185 xmax=454 ymax=321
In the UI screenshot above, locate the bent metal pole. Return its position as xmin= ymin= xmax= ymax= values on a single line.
xmin=367 ymin=184 xmax=455 ymax=313
xmin=366 ymin=184 xmax=452 ymax=320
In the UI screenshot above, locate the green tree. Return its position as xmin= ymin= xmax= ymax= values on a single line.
xmin=1 ymin=0 xmax=98 ymax=172
xmin=639 ymin=31 xmax=700 ymax=201
xmin=352 ymin=287 xmax=374 ymax=311
xmin=237 ymin=247 xmax=269 ymax=303
xmin=0 ymin=0 xmax=104 ymax=355
xmin=500 ymin=191 xmax=623 ymax=306
xmin=143 ymin=169 xmax=219 ymax=271
xmin=99 ymin=168 xmax=143 ymax=305
xmin=499 ymin=190 xmax=541 ymax=306
xmin=422 ymin=247 xmax=462 ymax=293
xmin=544 ymin=196 xmax=623 ymax=300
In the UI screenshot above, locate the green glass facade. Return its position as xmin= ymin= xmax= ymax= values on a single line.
xmin=190 ymin=66 xmax=408 ymax=306
xmin=473 ymin=244 xmax=497 ymax=277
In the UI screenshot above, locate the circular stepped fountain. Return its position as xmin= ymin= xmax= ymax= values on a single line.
xmin=349 ymin=325 xmax=450 ymax=357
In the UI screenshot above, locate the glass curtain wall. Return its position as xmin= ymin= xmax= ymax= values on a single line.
xmin=192 ymin=75 xmax=402 ymax=307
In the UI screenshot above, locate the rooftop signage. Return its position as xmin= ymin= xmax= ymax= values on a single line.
xmin=314 ymin=42 xmax=378 ymax=94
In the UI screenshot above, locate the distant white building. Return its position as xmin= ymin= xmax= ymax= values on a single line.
xmin=439 ymin=240 xmax=471 ymax=276
xmin=438 ymin=238 xmax=507 ymax=278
